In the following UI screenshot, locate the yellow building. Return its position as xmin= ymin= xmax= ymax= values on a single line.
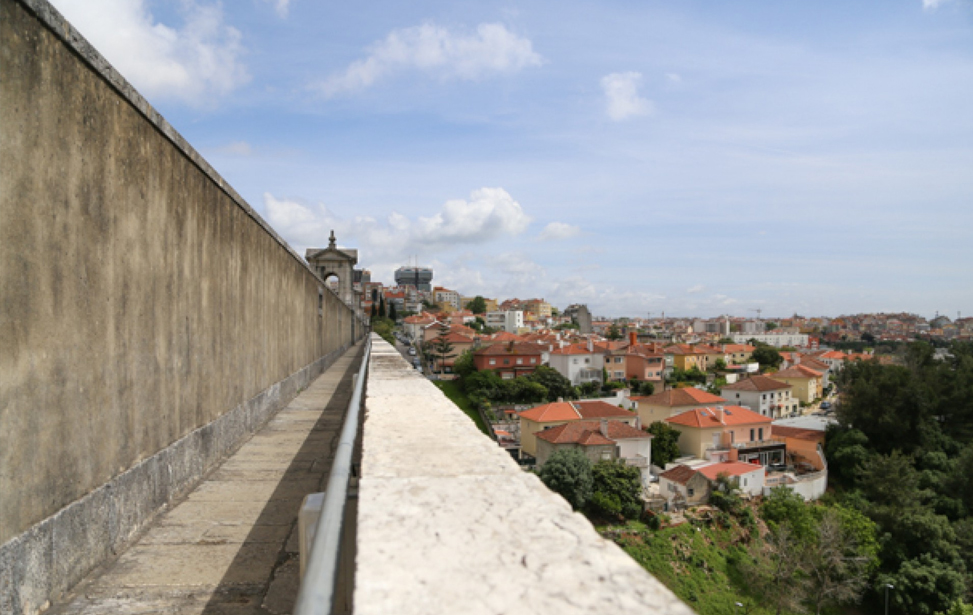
xmin=772 ymin=364 xmax=823 ymax=403
xmin=666 ymin=406 xmax=779 ymax=464
xmin=632 ymin=388 xmax=727 ymax=426
xmin=665 ymin=344 xmax=707 ymax=371
xmin=722 ymin=344 xmax=755 ymax=365
xmin=517 ymin=400 xmax=638 ymax=458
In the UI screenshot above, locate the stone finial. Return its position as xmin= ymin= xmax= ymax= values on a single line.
xmin=329 ymin=230 xmax=337 ymax=249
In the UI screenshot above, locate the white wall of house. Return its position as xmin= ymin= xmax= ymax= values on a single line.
xmin=731 ymin=333 xmax=810 ymax=348
xmin=720 ymin=388 xmax=797 ymax=418
xmin=485 ymin=310 xmax=524 ymax=333
xmin=617 ymin=438 xmax=652 ymax=486
xmin=549 ymin=352 xmax=604 ymax=385
xmin=733 ymin=467 xmax=765 ymax=497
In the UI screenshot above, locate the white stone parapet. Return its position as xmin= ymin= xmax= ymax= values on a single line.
xmin=355 ymin=335 xmax=696 ymax=615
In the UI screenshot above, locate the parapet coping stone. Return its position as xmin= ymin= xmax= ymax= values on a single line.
xmin=13 ymin=0 xmax=324 ymax=287
xmin=355 ymin=336 xmax=696 ymax=615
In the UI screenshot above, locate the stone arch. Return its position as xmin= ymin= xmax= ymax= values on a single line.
xmin=304 ymin=231 xmax=358 ymax=307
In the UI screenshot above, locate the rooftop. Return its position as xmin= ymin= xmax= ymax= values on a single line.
xmin=666 ymin=405 xmax=772 ymax=428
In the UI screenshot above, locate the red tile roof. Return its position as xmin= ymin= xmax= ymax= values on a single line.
xmin=632 ymin=388 xmax=726 ymax=407
xmin=550 ymin=343 xmax=596 ymax=356
xmin=666 ymin=405 xmax=772 ymax=428
xmin=799 ymin=357 xmax=830 ymax=372
xmin=775 ymin=364 xmax=823 ymax=379
xmin=474 ymin=342 xmax=544 ymax=356
xmin=659 ymin=465 xmax=697 ymax=485
xmin=721 ymin=375 xmax=791 ymax=392
xmin=518 ymin=400 xmax=636 ymax=423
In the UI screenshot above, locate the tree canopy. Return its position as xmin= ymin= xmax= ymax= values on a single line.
xmin=465 ymin=295 xmax=488 ymax=314
xmin=539 ymin=448 xmax=593 ymax=510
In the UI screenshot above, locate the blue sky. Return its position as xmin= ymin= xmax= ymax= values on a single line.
xmin=50 ymin=0 xmax=973 ymax=318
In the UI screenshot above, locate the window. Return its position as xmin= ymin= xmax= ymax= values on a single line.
xmin=584 ymin=358 xmax=590 ymax=364
xmin=762 ymin=394 xmax=766 ymax=400
xmin=489 ymin=359 xmax=496 ymax=366
xmin=750 ymin=428 xmax=755 ymax=441
xmin=688 ymin=488 xmax=695 ymax=497
xmin=504 ymin=359 xmax=510 ymax=365
xmin=758 ymin=427 xmax=764 ymax=440
xmin=516 ymin=359 xmax=523 ymax=365
xmin=730 ymin=431 xmax=735 ymax=443
xmin=530 ymin=358 xmax=536 ymax=364
xmin=736 ymin=393 xmax=740 ymax=399
xmin=743 ymin=478 xmax=748 ymax=487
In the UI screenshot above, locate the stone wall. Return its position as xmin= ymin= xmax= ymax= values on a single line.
xmin=0 ymin=0 xmax=363 ymax=610
xmin=357 ymin=336 xmax=696 ymax=615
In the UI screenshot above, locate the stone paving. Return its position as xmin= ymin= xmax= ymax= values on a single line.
xmin=48 ymin=343 xmax=364 ymax=615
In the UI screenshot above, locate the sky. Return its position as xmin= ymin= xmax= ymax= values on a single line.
xmin=49 ymin=0 xmax=973 ymax=318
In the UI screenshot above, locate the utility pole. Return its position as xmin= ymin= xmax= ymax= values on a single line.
xmin=885 ymin=583 xmax=893 ymax=615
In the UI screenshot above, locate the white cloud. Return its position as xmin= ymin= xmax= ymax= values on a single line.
xmin=538 ymin=222 xmax=580 ymax=241
xmin=666 ymin=72 xmax=682 ymax=83
xmin=686 ymin=284 xmax=705 ymax=294
xmin=264 ymin=0 xmax=290 ymax=18
xmin=317 ymin=22 xmax=543 ymax=97
xmin=264 ymin=187 xmax=531 ymax=270
xmin=601 ymin=71 xmax=653 ymax=121
xmin=50 ymin=0 xmax=249 ymax=106
xmin=213 ymin=141 xmax=253 ymax=156
xmin=922 ymin=0 xmax=953 ymax=9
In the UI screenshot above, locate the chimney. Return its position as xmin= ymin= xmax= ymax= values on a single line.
xmin=557 ymin=397 xmax=564 ymax=403
xmin=600 ymin=418 xmax=609 ymax=437
xmin=587 ymin=337 xmax=593 ymax=352
xmin=715 ymin=405 xmax=725 ymax=424
xmin=629 ymin=331 xmax=637 ymax=346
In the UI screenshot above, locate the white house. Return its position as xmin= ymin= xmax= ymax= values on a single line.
xmin=548 ymin=341 xmax=604 ymax=385
xmin=696 ymin=461 xmax=766 ymax=497
xmin=485 ymin=310 xmax=524 ymax=333
xmin=731 ymin=332 xmax=810 ymax=348
xmin=720 ymin=375 xmax=797 ymax=418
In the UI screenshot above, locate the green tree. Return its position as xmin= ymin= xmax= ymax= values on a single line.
xmin=378 ymin=295 xmax=387 ymax=318
xmin=742 ymin=522 xmax=807 ymax=615
xmin=430 ymin=322 xmax=454 ymax=376
xmin=713 ymin=357 xmax=727 ymax=371
xmin=465 ymin=296 xmax=488 ymax=314
xmin=709 ymin=472 xmax=743 ymax=515
xmin=607 ymin=323 xmax=623 ymax=340
xmin=452 ymin=350 xmax=476 ymax=378
xmin=760 ymin=486 xmax=817 ymax=542
xmin=388 ymin=301 xmax=397 ymax=321
xmin=802 ymin=507 xmax=876 ymax=615
xmin=370 ymin=316 xmax=395 ymax=345
xmin=751 ymin=345 xmax=783 ymax=370
xmin=539 ymin=448 xmax=593 ymax=510
xmin=646 ymin=421 xmax=680 ymax=467
xmin=526 ymin=366 xmax=576 ymax=401
xmin=587 ymin=459 xmax=643 ymax=521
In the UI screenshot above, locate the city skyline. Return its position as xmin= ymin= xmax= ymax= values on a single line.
xmin=48 ymin=0 xmax=973 ymax=318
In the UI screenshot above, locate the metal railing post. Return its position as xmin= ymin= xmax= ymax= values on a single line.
xmin=294 ymin=337 xmax=372 ymax=615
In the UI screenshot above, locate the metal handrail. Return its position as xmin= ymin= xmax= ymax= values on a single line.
xmin=294 ymin=336 xmax=372 ymax=615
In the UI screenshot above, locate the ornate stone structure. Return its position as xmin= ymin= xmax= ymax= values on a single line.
xmin=306 ymin=231 xmax=360 ymax=307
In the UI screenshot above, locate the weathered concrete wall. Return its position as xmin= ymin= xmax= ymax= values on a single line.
xmin=0 ymin=0 xmax=363 ymax=610
xmin=358 ymin=336 xmax=696 ymax=615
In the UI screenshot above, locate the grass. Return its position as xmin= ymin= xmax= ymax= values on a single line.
xmin=608 ymin=514 xmax=802 ymax=615
xmin=433 ymin=380 xmax=491 ymax=436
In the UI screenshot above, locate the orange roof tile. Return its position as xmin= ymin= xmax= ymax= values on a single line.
xmin=721 ymin=375 xmax=791 ymax=392
xmin=518 ymin=400 xmax=635 ymax=423
xmin=775 ymin=364 xmax=823 ymax=379
xmin=632 ymin=388 xmax=726 ymax=407
xmin=659 ymin=465 xmax=698 ymax=485
xmin=665 ymin=405 xmax=772 ymax=428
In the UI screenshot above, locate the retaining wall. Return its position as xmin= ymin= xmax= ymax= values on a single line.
xmin=0 ymin=1 xmax=363 ymax=611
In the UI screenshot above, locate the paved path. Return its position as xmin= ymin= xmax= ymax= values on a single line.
xmin=50 ymin=343 xmax=364 ymax=615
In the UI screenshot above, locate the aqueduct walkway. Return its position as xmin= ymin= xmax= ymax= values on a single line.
xmin=48 ymin=344 xmax=364 ymax=615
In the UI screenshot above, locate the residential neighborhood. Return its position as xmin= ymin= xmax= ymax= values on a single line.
xmin=363 ymin=272 xmax=972 ymax=615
